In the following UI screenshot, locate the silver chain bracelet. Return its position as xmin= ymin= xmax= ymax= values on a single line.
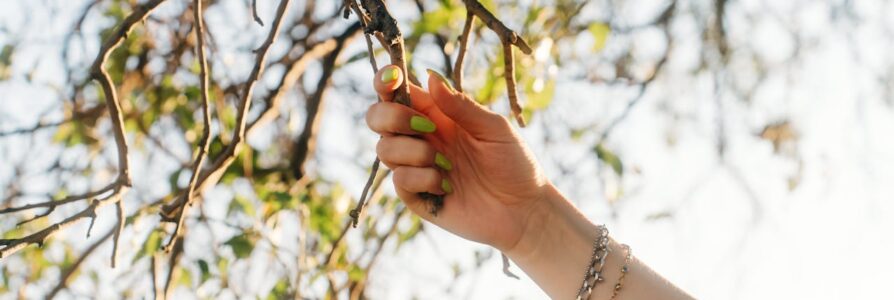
xmin=576 ymin=225 xmax=610 ymax=300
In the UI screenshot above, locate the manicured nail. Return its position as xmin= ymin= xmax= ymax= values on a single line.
xmin=410 ymin=115 xmax=436 ymax=133
xmin=441 ymin=178 xmax=453 ymax=194
xmin=426 ymin=69 xmax=456 ymax=94
xmin=381 ymin=67 xmax=400 ymax=84
xmin=434 ymin=153 xmax=453 ymax=171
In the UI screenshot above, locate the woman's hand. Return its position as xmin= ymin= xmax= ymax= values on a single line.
xmin=365 ymin=65 xmax=550 ymax=253
xmin=366 ymin=65 xmax=692 ymax=300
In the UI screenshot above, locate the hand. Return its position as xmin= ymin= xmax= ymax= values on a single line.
xmin=366 ymin=66 xmax=693 ymax=300
xmin=365 ymin=65 xmax=551 ymax=252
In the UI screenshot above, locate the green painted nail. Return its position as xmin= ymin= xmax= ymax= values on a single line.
xmin=441 ymin=179 xmax=453 ymax=194
xmin=434 ymin=153 xmax=453 ymax=171
xmin=410 ymin=115 xmax=436 ymax=133
xmin=426 ymin=69 xmax=456 ymax=93
xmin=381 ymin=67 xmax=400 ymax=83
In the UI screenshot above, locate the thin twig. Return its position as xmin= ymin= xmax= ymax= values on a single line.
xmin=0 ymin=188 xmax=126 ymax=258
xmin=251 ymin=0 xmax=265 ymax=26
xmin=111 ymin=200 xmax=124 ymax=267
xmin=503 ymin=44 xmax=525 ymax=126
xmin=151 ymin=254 xmax=163 ymax=300
xmin=0 ymin=180 xmax=116 ymax=214
xmin=45 ymin=199 xmax=162 ymax=297
xmin=161 ymin=0 xmax=292 ymax=223
xmin=461 ymin=0 xmax=532 ymax=54
xmin=348 ymin=158 xmax=380 ymax=227
xmin=461 ymin=0 xmax=532 ymax=126
xmin=0 ymin=119 xmax=67 ymax=137
xmin=163 ymin=236 xmax=184 ymax=299
xmin=454 ymin=11 xmax=474 ymax=92
xmin=326 ymin=169 xmax=389 ymax=265
xmin=46 ymin=227 xmax=115 ymax=298
xmin=249 ymin=39 xmax=342 ymax=132
xmin=162 ymin=0 xmax=216 ymax=252
xmin=501 ymin=252 xmax=520 ymax=279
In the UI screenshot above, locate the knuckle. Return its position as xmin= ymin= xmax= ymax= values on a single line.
xmin=375 ymin=138 xmax=390 ymax=159
xmin=415 ymin=142 xmax=436 ymax=165
xmin=392 ymin=167 xmax=409 ymax=186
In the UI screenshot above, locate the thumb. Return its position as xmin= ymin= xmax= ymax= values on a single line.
xmin=426 ymin=69 xmax=513 ymax=142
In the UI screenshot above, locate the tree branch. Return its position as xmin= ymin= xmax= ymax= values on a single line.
xmin=454 ymin=11 xmax=474 ymax=92
xmin=357 ymin=0 xmax=411 ymax=106
xmin=460 ymin=0 xmax=533 ymax=126
xmin=161 ymin=0 xmax=292 ymax=222
xmin=251 ymin=0 xmax=264 ymax=26
xmin=325 ymin=169 xmax=389 ymax=266
xmin=0 ymin=181 xmax=116 ymax=214
xmin=461 ymin=0 xmax=532 ymax=54
xmin=0 ymin=119 xmax=67 ymax=137
xmin=503 ymin=44 xmax=525 ymax=126
xmin=248 ymin=39 xmax=341 ymax=133
xmin=91 ymin=0 xmax=166 ymax=186
xmin=111 ymin=200 xmax=124 ymax=267
xmin=0 ymin=187 xmax=126 ymax=258
xmin=162 ymin=0 xmax=216 ymax=252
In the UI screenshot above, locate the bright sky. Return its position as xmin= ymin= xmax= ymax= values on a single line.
xmin=2 ymin=0 xmax=894 ymax=299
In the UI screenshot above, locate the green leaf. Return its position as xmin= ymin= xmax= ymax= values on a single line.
xmin=229 ymin=195 xmax=256 ymax=217
xmin=225 ymin=234 xmax=255 ymax=259
xmin=217 ymin=258 xmax=229 ymax=280
xmin=0 ymin=44 xmax=13 ymax=80
xmin=133 ymin=229 xmax=163 ymax=263
xmin=0 ymin=45 xmax=14 ymax=65
xmin=347 ymin=264 xmax=365 ymax=282
xmin=197 ymin=259 xmax=211 ymax=283
xmin=265 ymin=280 xmax=290 ymax=300
xmin=594 ymin=143 xmax=623 ymax=176
xmin=52 ymin=122 xmax=74 ymax=144
xmin=588 ymin=23 xmax=611 ymax=51
xmin=177 ymin=266 xmax=192 ymax=287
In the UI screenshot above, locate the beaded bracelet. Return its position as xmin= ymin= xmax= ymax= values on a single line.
xmin=576 ymin=225 xmax=610 ymax=300
xmin=609 ymin=244 xmax=632 ymax=300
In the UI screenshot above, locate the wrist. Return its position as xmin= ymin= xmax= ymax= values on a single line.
xmin=503 ymin=183 xmax=599 ymax=262
xmin=502 ymin=183 xmax=604 ymax=298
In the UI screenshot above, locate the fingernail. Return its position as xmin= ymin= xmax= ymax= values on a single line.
xmin=434 ymin=153 xmax=453 ymax=171
xmin=441 ymin=178 xmax=453 ymax=194
xmin=410 ymin=115 xmax=436 ymax=133
xmin=426 ymin=69 xmax=456 ymax=94
xmin=381 ymin=67 xmax=400 ymax=84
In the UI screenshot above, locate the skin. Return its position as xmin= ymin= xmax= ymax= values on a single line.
xmin=366 ymin=65 xmax=694 ymax=299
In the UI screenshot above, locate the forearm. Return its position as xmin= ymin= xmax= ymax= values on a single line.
xmin=505 ymin=184 xmax=693 ymax=299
